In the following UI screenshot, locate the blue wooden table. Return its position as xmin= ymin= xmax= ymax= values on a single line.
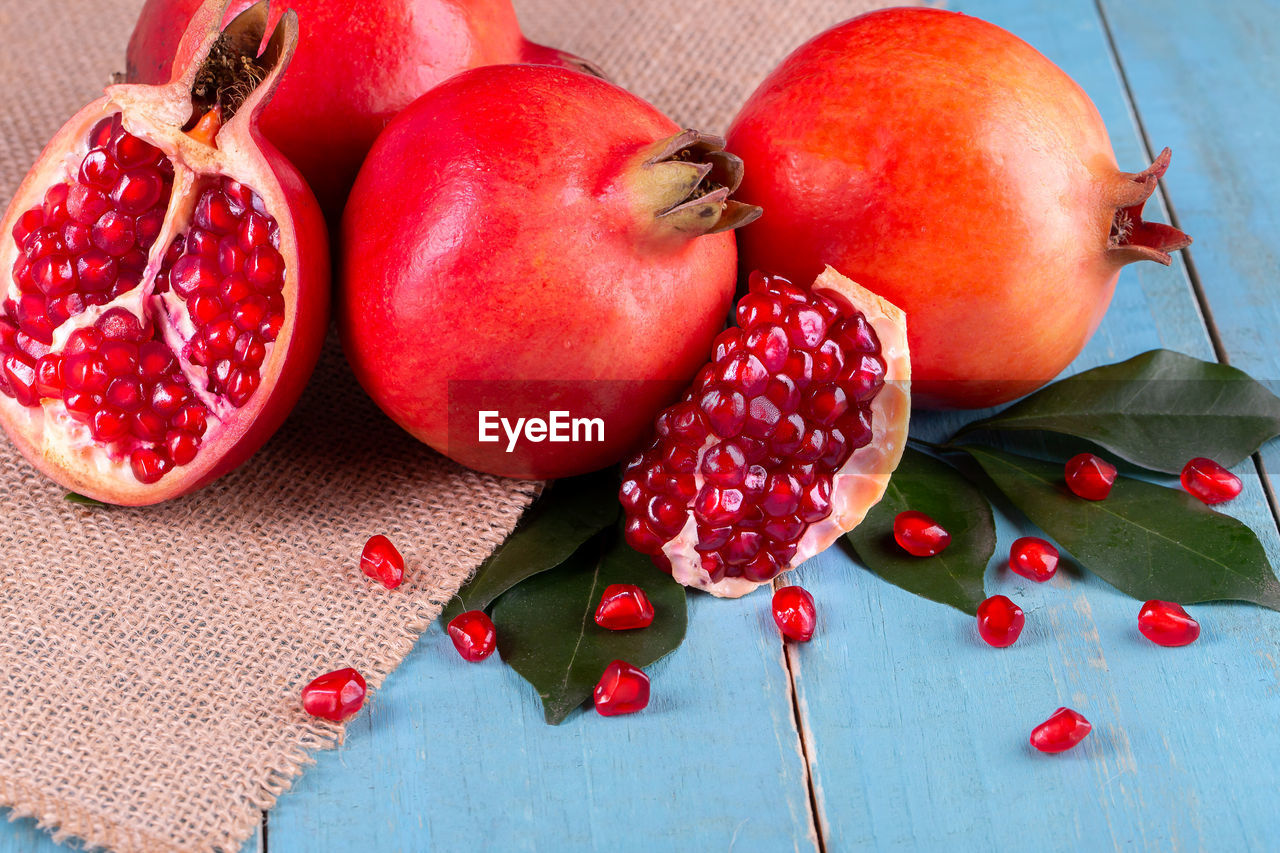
xmin=6 ymin=0 xmax=1280 ymax=850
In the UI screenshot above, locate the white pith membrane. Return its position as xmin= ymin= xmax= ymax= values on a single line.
xmin=0 ymin=82 xmax=298 ymax=503
xmin=631 ymin=267 xmax=910 ymax=598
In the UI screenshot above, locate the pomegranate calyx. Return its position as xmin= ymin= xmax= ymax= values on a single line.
xmin=1107 ymin=148 xmax=1192 ymax=266
xmin=639 ymin=130 xmax=762 ymax=238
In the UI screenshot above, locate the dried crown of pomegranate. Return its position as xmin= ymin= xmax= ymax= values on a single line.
xmin=622 ymin=266 xmax=910 ymax=598
xmin=0 ymin=1 xmax=328 ymax=505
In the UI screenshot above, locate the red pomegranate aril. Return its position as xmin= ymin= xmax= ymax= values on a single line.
xmin=1180 ymin=457 xmax=1242 ymax=505
xmin=92 ymin=409 xmax=130 ymax=442
xmin=106 ymin=377 xmax=144 ymax=411
xmin=64 ymin=351 xmax=109 ymax=393
xmin=226 ymin=370 xmax=260 ymax=406
xmin=33 ymin=354 xmax=62 ymax=396
xmin=1009 ymin=537 xmax=1059 ymax=582
xmin=245 ymin=246 xmax=285 ymax=288
xmin=1030 ymin=707 xmax=1092 ymax=753
xmin=1065 ymin=453 xmax=1117 ymax=500
xmin=894 ymin=510 xmax=950 ymax=556
xmin=91 ymin=210 xmax=135 ymax=257
xmin=172 ymin=403 xmax=206 ymax=434
xmin=111 ymin=131 xmax=161 ymax=168
xmin=1138 ymin=600 xmax=1200 ymax=647
xmin=447 ymin=610 xmax=497 ymax=662
xmin=130 ymin=446 xmax=169 ymax=483
xmin=772 ymin=585 xmax=817 ymax=641
xmin=977 ymin=594 xmax=1025 ymax=647
xmin=300 ymin=667 xmax=367 ymax=723
xmin=111 ymin=168 xmax=165 ymax=214
xmin=80 ymin=149 xmax=121 ymax=191
xmin=166 ymin=432 xmax=200 ymax=465
xmin=360 ymin=534 xmax=405 ymax=589
xmin=195 ymin=190 xmax=238 ymax=234
xmin=137 ymin=341 xmax=174 ymax=379
xmin=132 ymin=409 xmax=168 ymax=442
xmin=594 ymin=583 xmax=655 ymax=630
xmin=593 ymin=660 xmax=650 ymax=716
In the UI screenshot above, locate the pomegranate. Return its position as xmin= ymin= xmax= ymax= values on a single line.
xmin=1138 ymin=600 xmax=1200 ymax=647
xmin=341 ymin=64 xmax=760 ymax=480
xmin=1180 ymin=457 xmax=1242 ymax=505
xmin=447 ymin=610 xmax=498 ymax=662
xmin=621 ymin=267 xmax=910 ymax=598
xmin=1030 ymin=707 xmax=1092 ymax=754
xmin=1009 ymin=537 xmax=1060 ymax=582
xmin=771 ymin=585 xmax=817 ymax=642
xmin=0 ymin=2 xmax=328 ymax=504
xmin=300 ymin=667 xmax=367 ymax=722
xmin=893 ymin=511 xmax=950 ymax=557
xmin=594 ymin=584 xmax=655 ymax=631
xmin=976 ymin=595 xmax=1025 ymax=648
xmin=725 ymin=8 xmax=1191 ymax=408
xmin=360 ymin=534 xmax=405 ymax=589
xmin=593 ymin=661 xmax=650 ymax=716
xmin=127 ymin=0 xmax=596 ymax=217
xmin=1065 ymin=453 xmax=1117 ymax=501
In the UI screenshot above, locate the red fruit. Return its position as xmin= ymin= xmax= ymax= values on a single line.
xmin=621 ymin=268 xmax=911 ymax=597
xmin=301 ymin=667 xmax=367 ymax=722
xmin=0 ymin=3 xmax=328 ymax=505
xmin=594 ymin=584 xmax=655 ymax=631
xmin=126 ymin=0 xmax=596 ymax=217
xmin=360 ymin=534 xmax=405 ymax=589
xmin=1180 ymin=457 xmax=1242 ymax=505
xmin=725 ymin=8 xmax=1190 ymax=409
xmin=341 ymin=65 xmax=761 ymax=480
xmin=1065 ymin=453 xmax=1117 ymax=501
xmin=447 ymin=610 xmax=498 ymax=662
xmin=893 ymin=511 xmax=950 ymax=557
xmin=772 ymin=585 xmax=817 ymax=642
xmin=1138 ymin=600 xmax=1200 ymax=647
xmin=1009 ymin=537 xmax=1059 ymax=582
xmin=593 ymin=660 xmax=651 ymax=717
xmin=1030 ymin=707 xmax=1092 ymax=753
xmin=976 ymin=595 xmax=1025 ymax=648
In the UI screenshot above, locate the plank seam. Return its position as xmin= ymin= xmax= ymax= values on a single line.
xmin=774 ymin=575 xmax=827 ymax=853
xmin=1094 ymin=0 xmax=1280 ymax=531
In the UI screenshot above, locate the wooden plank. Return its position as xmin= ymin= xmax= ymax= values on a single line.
xmin=788 ymin=0 xmax=1280 ymax=850
xmin=266 ymin=596 xmax=816 ymax=852
xmin=0 ymin=816 xmax=263 ymax=853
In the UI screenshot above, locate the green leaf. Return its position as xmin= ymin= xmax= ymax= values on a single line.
xmin=963 ymin=445 xmax=1280 ymax=610
xmin=844 ymin=446 xmax=994 ymax=615
xmin=65 ymin=492 xmax=108 ymax=507
xmin=442 ymin=469 xmax=620 ymax=622
xmin=956 ymin=350 xmax=1280 ymax=473
xmin=491 ymin=531 xmax=687 ymax=724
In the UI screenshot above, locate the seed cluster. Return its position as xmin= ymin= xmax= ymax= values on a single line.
xmin=622 ymin=272 xmax=887 ymax=585
xmin=0 ymin=115 xmax=287 ymax=484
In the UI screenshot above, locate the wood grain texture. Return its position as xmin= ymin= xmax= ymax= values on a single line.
xmin=791 ymin=0 xmax=1280 ymax=850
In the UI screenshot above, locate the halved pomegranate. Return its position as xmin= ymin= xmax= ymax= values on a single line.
xmin=621 ymin=267 xmax=910 ymax=597
xmin=0 ymin=2 xmax=328 ymax=505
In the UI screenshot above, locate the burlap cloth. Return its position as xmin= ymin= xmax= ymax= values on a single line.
xmin=0 ymin=0 xmax=904 ymax=850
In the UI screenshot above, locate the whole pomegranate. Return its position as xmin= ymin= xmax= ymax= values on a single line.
xmin=0 ymin=1 xmax=328 ymax=504
xmin=725 ymin=8 xmax=1191 ymax=409
xmin=127 ymin=0 xmax=596 ymax=217
xmin=341 ymin=64 xmax=760 ymax=480
xmin=622 ymin=268 xmax=911 ymax=597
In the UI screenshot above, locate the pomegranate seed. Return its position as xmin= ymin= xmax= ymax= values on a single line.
xmin=1009 ymin=537 xmax=1059 ymax=582
xmin=976 ymin=595 xmax=1025 ymax=647
xmin=129 ymin=447 xmax=170 ymax=484
xmin=360 ymin=534 xmax=405 ymax=589
xmin=1137 ymin=600 xmax=1200 ymax=647
xmin=447 ymin=610 xmax=497 ymax=662
xmin=1064 ymin=452 xmax=1116 ymax=500
xmin=593 ymin=583 xmax=655 ymax=630
xmin=772 ymin=585 xmax=817 ymax=642
xmin=1030 ymin=707 xmax=1092 ymax=753
xmin=893 ymin=510 xmax=950 ymax=556
xmin=1180 ymin=457 xmax=1242 ymax=505
xmin=593 ymin=660 xmax=650 ymax=716
xmin=300 ymin=667 xmax=367 ymax=722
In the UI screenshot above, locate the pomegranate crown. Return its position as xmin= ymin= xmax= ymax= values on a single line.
xmin=636 ymin=130 xmax=763 ymax=239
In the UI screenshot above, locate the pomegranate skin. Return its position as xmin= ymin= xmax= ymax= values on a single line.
xmin=127 ymin=0 xmax=594 ymax=217
xmin=0 ymin=1 xmax=329 ymax=505
xmin=341 ymin=65 xmax=747 ymax=480
xmin=726 ymin=8 xmax=1189 ymax=408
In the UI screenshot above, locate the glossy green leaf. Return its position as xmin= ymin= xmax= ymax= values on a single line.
xmin=964 ymin=445 xmax=1280 ymax=610
xmin=844 ymin=446 xmax=994 ymax=615
xmin=492 ymin=532 xmax=687 ymax=724
xmin=442 ymin=470 xmax=619 ymax=622
xmin=65 ymin=492 xmax=108 ymax=507
xmin=956 ymin=350 xmax=1280 ymax=473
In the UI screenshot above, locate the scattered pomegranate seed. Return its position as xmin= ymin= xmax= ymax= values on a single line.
xmin=594 ymin=583 xmax=655 ymax=630
xmin=893 ymin=510 xmax=950 ymax=556
xmin=772 ymin=585 xmax=817 ymax=641
xmin=447 ymin=610 xmax=497 ymax=662
xmin=300 ymin=667 xmax=367 ymax=722
xmin=1064 ymin=453 xmax=1116 ymax=500
xmin=976 ymin=594 xmax=1025 ymax=647
xmin=1180 ymin=457 xmax=1242 ymax=505
xmin=1138 ymin=600 xmax=1200 ymax=647
xmin=1008 ymin=536 xmax=1059 ymax=582
xmin=593 ymin=660 xmax=651 ymax=716
xmin=1030 ymin=707 xmax=1092 ymax=753
xmin=360 ymin=534 xmax=405 ymax=589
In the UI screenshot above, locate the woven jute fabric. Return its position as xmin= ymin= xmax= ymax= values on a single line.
xmin=0 ymin=0 xmax=904 ymax=850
